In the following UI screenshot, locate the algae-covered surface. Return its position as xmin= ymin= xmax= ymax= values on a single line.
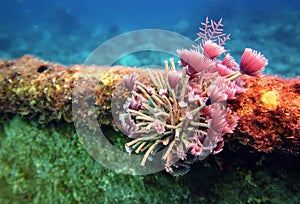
xmin=0 ymin=116 xmax=299 ymax=203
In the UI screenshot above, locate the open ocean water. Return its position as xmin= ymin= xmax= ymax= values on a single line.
xmin=0 ymin=0 xmax=299 ymax=76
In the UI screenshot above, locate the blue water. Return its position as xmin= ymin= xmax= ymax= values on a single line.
xmin=0 ymin=0 xmax=299 ymax=76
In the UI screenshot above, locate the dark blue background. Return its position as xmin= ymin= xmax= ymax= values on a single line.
xmin=0 ymin=0 xmax=299 ymax=76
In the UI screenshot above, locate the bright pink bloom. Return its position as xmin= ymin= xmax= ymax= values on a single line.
xmin=222 ymin=109 xmax=239 ymax=134
xmin=199 ymin=97 xmax=212 ymax=116
xmin=240 ymin=48 xmax=268 ymax=76
xmin=123 ymin=72 xmax=138 ymax=91
xmin=188 ymin=83 xmax=202 ymax=95
xmin=209 ymin=106 xmax=227 ymax=133
xmin=206 ymin=85 xmax=228 ymax=105
xmin=177 ymin=49 xmax=215 ymax=75
xmin=201 ymin=105 xmax=212 ymax=117
xmin=235 ymin=78 xmax=246 ymax=94
xmin=203 ymin=40 xmax=226 ymax=59
xmin=189 ymin=134 xmax=203 ymax=156
xmin=216 ymin=63 xmax=235 ymax=76
xmin=168 ymin=70 xmax=181 ymax=89
xmin=216 ymin=78 xmax=237 ymax=100
xmin=146 ymin=86 xmax=155 ymax=95
xmin=222 ymin=54 xmax=239 ymax=71
xmin=129 ymin=95 xmax=142 ymax=110
xmin=187 ymin=90 xmax=200 ymax=103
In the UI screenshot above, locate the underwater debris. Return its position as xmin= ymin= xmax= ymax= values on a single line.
xmin=0 ymin=55 xmax=136 ymax=126
xmin=117 ymin=18 xmax=289 ymax=175
xmin=0 ymin=19 xmax=299 ymax=176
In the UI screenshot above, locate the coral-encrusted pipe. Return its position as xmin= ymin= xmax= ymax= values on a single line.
xmin=228 ymin=74 xmax=300 ymax=153
xmin=0 ymin=56 xmax=299 ymax=154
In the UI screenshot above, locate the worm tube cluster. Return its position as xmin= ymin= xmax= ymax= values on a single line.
xmin=115 ymin=18 xmax=268 ymax=176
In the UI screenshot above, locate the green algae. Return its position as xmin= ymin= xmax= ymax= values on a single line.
xmin=0 ymin=116 xmax=192 ymax=203
xmin=0 ymin=116 xmax=299 ymax=203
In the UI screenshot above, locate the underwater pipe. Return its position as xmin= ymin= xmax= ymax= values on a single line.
xmin=0 ymin=55 xmax=299 ymax=154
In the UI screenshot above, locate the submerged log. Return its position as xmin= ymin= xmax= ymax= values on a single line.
xmin=0 ymin=55 xmax=299 ymax=154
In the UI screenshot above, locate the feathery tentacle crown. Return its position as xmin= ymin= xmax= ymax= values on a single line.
xmin=118 ymin=17 xmax=268 ymax=176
